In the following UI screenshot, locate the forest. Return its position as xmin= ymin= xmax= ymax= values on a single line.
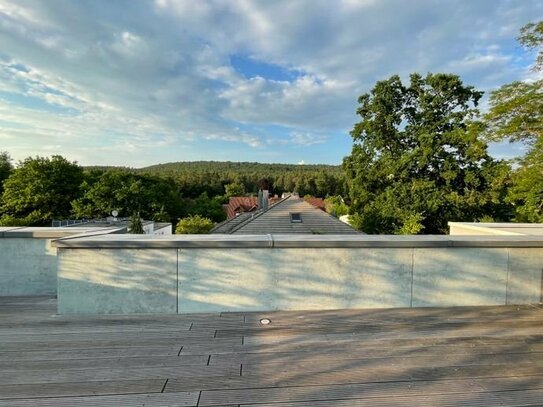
xmin=0 ymin=157 xmax=345 ymax=228
xmin=0 ymin=21 xmax=541 ymax=234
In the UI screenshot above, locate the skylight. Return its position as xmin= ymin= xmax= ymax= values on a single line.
xmin=290 ymin=213 xmax=302 ymax=223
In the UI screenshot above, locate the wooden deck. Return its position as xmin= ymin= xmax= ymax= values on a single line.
xmin=0 ymin=297 xmax=543 ymax=406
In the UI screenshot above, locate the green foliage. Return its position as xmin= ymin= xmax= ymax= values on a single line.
xmin=324 ymin=196 xmax=349 ymax=217
xmin=0 ymin=151 xmax=12 ymax=195
xmin=518 ymin=21 xmax=543 ymax=71
xmin=72 ymin=169 xmax=183 ymax=223
xmin=483 ymin=21 xmax=543 ymax=223
xmin=224 ymin=182 xmax=245 ymax=198
xmin=137 ymin=161 xmax=346 ymax=198
xmin=484 ymin=80 xmax=542 ymax=143
xmin=175 ymin=215 xmax=214 ymax=234
xmin=184 ymin=192 xmax=226 ymax=223
xmin=129 ymin=212 xmax=145 ymax=234
xmin=0 ymin=214 xmax=28 ymax=227
xmin=344 ymin=73 xmax=511 ymax=234
xmin=507 ymin=138 xmax=543 ymax=222
xmin=1 ymin=156 xmax=83 ymax=225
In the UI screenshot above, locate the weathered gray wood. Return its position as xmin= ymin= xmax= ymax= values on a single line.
xmin=0 ymin=354 xmax=209 ymax=371
xmin=0 ymin=336 xmax=241 ymax=352
xmin=0 ymin=379 xmax=166 ymax=399
xmin=198 ymin=376 xmax=543 ymax=406
xmin=0 ymin=364 xmax=239 ymax=385
xmin=239 ymin=391 xmax=513 ymax=406
xmin=0 ymin=346 xmax=182 ymax=361
xmin=2 ymin=296 xmax=543 ymax=404
xmin=0 ymin=391 xmax=199 ymax=406
xmin=209 ymin=351 xmax=543 ymax=368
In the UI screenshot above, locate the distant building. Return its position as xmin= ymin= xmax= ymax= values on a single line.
xmin=52 ymin=218 xmax=172 ymax=235
xmin=303 ymin=197 xmax=326 ymax=211
xmin=212 ymin=194 xmax=359 ymax=234
xmin=222 ymin=195 xmax=285 ymax=219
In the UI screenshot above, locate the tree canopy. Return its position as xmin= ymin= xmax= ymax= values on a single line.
xmin=344 ymin=73 xmax=511 ymax=234
xmin=1 ymin=156 xmax=83 ymax=225
xmin=0 ymin=152 xmax=12 ymax=196
xmin=483 ymin=21 xmax=543 ymax=223
xmin=175 ymin=215 xmax=215 ymax=234
xmin=518 ymin=21 xmax=543 ymax=71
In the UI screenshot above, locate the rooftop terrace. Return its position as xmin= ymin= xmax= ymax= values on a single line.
xmin=1 ymin=296 xmax=543 ymax=406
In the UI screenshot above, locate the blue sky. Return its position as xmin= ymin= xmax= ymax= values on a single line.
xmin=0 ymin=0 xmax=541 ymax=167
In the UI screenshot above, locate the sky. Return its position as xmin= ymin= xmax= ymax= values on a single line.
xmin=0 ymin=0 xmax=541 ymax=167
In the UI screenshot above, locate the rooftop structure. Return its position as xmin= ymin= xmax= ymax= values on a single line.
xmin=223 ymin=195 xmax=283 ymax=219
xmin=52 ymin=218 xmax=173 ymax=235
xmin=450 ymin=222 xmax=543 ymax=236
xmin=212 ymin=194 xmax=358 ymax=234
xmin=1 ymin=296 xmax=542 ymax=405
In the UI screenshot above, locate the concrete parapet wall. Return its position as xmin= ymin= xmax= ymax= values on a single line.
xmin=53 ymin=234 xmax=543 ymax=314
xmin=58 ymin=248 xmax=177 ymax=314
xmin=0 ymin=238 xmax=57 ymax=296
xmin=0 ymin=227 xmax=124 ymax=296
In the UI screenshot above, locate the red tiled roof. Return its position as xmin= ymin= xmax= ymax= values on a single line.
xmin=224 ymin=197 xmax=258 ymax=219
xmin=304 ymin=197 xmax=326 ymax=211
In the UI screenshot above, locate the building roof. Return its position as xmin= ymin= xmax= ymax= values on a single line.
xmin=223 ymin=195 xmax=318 ymax=219
xmin=304 ymin=197 xmax=326 ymax=211
xmin=223 ymin=196 xmax=259 ymax=219
xmin=210 ymin=212 xmax=255 ymax=234
xmin=213 ymin=194 xmax=358 ymax=235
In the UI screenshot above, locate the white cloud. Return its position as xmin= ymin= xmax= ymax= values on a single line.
xmin=0 ymin=0 xmax=541 ymax=165
xmin=290 ymin=132 xmax=327 ymax=146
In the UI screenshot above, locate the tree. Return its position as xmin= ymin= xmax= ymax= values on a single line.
xmin=344 ymin=73 xmax=511 ymax=234
xmin=0 ymin=152 xmax=13 ymax=196
xmin=507 ymin=138 xmax=543 ymax=222
xmin=324 ymin=196 xmax=349 ymax=217
xmin=484 ymin=21 xmax=543 ymax=223
xmin=518 ymin=21 xmax=543 ymax=71
xmin=185 ymin=192 xmax=226 ymax=223
xmin=175 ymin=215 xmax=214 ymax=234
xmin=129 ymin=212 xmax=145 ymax=234
xmin=72 ymin=170 xmax=184 ymax=223
xmin=1 ymin=155 xmax=83 ymax=225
xmin=484 ymin=80 xmax=542 ymax=144
xmin=224 ymin=182 xmax=245 ymax=198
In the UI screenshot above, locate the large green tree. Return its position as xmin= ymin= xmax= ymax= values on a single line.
xmin=1 ymin=155 xmax=83 ymax=225
xmin=72 ymin=169 xmax=183 ymax=223
xmin=0 ymin=151 xmax=13 ymax=195
xmin=519 ymin=21 xmax=543 ymax=71
xmin=344 ymin=73 xmax=511 ymax=234
xmin=484 ymin=21 xmax=543 ymax=222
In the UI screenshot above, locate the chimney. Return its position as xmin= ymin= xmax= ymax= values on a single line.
xmin=262 ymin=190 xmax=269 ymax=211
xmin=257 ymin=189 xmax=263 ymax=209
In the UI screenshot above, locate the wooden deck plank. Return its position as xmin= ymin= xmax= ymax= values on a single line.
xmin=0 ymin=364 xmax=240 ymax=385
xmin=1 ymin=296 xmax=543 ymax=405
xmin=209 ymin=351 xmax=543 ymax=368
xmin=240 ymin=389 xmax=543 ymax=406
xmin=181 ymin=334 xmax=543 ymax=355
xmin=0 ymin=391 xmax=200 ymax=406
xmin=199 ymin=376 xmax=543 ymax=406
xmin=0 ymin=354 xmax=209 ymax=371
xmin=0 ymin=336 xmax=241 ymax=352
xmin=0 ymin=379 xmax=166 ymax=399
xmin=0 ymin=346 xmax=182 ymax=361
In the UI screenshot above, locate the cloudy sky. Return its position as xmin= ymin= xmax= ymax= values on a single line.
xmin=0 ymin=0 xmax=541 ymax=167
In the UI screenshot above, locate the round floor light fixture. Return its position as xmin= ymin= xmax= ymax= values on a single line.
xmin=260 ymin=318 xmax=271 ymax=325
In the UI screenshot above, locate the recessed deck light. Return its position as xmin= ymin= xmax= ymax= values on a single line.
xmin=260 ymin=318 xmax=271 ymax=325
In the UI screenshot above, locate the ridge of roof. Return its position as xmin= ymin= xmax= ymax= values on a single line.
xmin=228 ymin=194 xmax=293 ymax=233
xmin=209 ymin=212 xmax=252 ymax=233
xmin=231 ymin=195 xmax=358 ymax=235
